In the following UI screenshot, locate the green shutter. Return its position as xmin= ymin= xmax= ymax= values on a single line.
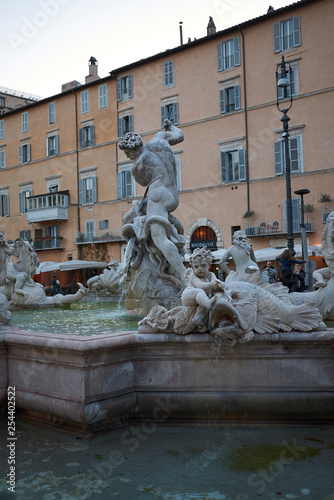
xmin=220 ymin=151 xmax=227 ymax=182
xmin=233 ymin=37 xmax=240 ymax=66
xmin=239 ymin=149 xmax=246 ymax=180
xmin=217 ymin=42 xmax=223 ymax=71
xmin=274 ymin=22 xmax=281 ymax=53
xmin=173 ymin=103 xmax=179 ymax=125
xmin=220 ymin=89 xmax=225 ymax=114
xmin=92 ymin=176 xmax=97 ymax=202
xmin=293 ymin=16 xmax=301 ymax=47
xmin=117 ymin=172 xmax=123 ymax=199
xmin=128 ymin=75 xmax=133 ymax=98
xmin=234 ymin=85 xmax=240 ymax=110
xmin=161 ymin=106 xmax=167 ymax=127
xmin=117 ymin=78 xmax=122 ymax=101
xmin=274 ymin=140 xmax=284 ymax=175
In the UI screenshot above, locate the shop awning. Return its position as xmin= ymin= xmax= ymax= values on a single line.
xmin=36 ymin=260 xmax=107 ymax=274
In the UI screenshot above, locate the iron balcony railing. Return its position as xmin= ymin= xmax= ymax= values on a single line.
xmin=244 ymin=218 xmax=315 ymax=237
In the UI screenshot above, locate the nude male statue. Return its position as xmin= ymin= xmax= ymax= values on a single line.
xmin=219 ymin=230 xmax=260 ymax=276
xmin=119 ymin=119 xmax=186 ymax=285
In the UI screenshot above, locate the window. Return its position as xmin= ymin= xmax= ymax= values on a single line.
xmin=47 ymin=181 xmax=60 ymax=192
xmin=81 ymin=90 xmax=89 ymax=114
xmin=217 ymin=37 xmax=240 ymax=71
xmin=79 ymin=125 xmax=95 ymax=148
xmin=163 ymin=61 xmax=174 ymax=88
xmin=99 ymin=219 xmax=109 ymax=230
xmin=284 ymin=198 xmax=301 ymax=232
xmin=48 ymin=102 xmax=56 ymax=124
xmin=22 ymin=112 xmax=28 ymax=133
xmin=0 ymin=192 xmax=9 ymax=217
xmin=274 ymin=16 xmax=301 ymax=53
xmin=274 ymin=136 xmax=302 ymax=175
xmin=117 ymin=75 xmax=133 ymax=101
xmin=161 ymin=102 xmax=179 ymax=127
xmin=277 ymin=64 xmax=298 ymax=99
xmin=45 ymin=225 xmax=61 ymax=248
xmin=0 ymin=97 xmax=5 ymax=107
xmin=19 ymin=187 xmax=33 ymax=214
xmin=0 ymin=120 xmax=4 ymax=139
xmin=85 ymin=220 xmax=95 ymax=242
xmin=220 ymin=85 xmax=240 ymax=113
xmin=99 ymin=84 xmax=108 ymax=108
xmin=220 ymin=149 xmax=246 ymax=183
xmin=20 ymin=230 xmax=31 ymax=241
xmin=79 ymin=176 xmax=97 ymax=204
xmin=117 ymin=168 xmax=135 ymax=199
xmin=118 ymin=114 xmax=133 ymax=137
xmin=0 ymin=150 xmax=5 ymax=168
xmin=46 ymin=135 xmax=59 ymax=157
xmin=19 ymin=144 xmax=31 ymax=163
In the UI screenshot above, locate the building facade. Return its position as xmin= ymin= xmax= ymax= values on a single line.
xmin=0 ymin=0 xmax=333 ymax=268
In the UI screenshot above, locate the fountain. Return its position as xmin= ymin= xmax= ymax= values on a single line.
xmin=0 ymin=121 xmax=333 ymax=440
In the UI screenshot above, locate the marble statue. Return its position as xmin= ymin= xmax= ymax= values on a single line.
xmin=119 ymin=119 xmax=187 ymax=313
xmin=139 ymin=263 xmax=325 ymax=346
xmin=0 ymin=235 xmax=12 ymax=324
xmin=0 ymin=237 xmax=86 ymax=309
xmin=291 ymin=212 xmax=334 ymax=322
xmin=87 ymin=258 xmax=123 ymax=295
xmin=219 ymin=230 xmax=260 ymax=276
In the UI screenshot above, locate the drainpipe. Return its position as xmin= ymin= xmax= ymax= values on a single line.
xmin=72 ymin=90 xmax=82 ymax=259
xmin=239 ymin=27 xmax=250 ymax=213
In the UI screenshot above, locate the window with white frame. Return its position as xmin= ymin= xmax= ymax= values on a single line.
xmin=220 ymin=81 xmax=241 ymax=114
xmin=117 ymin=167 xmax=135 ymax=199
xmin=277 ymin=62 xmax=299 ymax=100
xmin=220 ymin=139 xmax=246 ymax=183
xmin=217 ymin=37 xmax=240 ymax=71
xmin=46 ymin=135 xmax=59 ymax=157
xmin=22 ymin=112 xmax=28 ymax=133
xmin=79 ymin=174 xmax=97 ymax=204
xmin=47 ymin=179 xmax=60 ymax=192
xmin=274 ymin=16 xmax=301 ymax=53
xmin=45 ymin=225 xmax=61 ymax=248
xmin=0 ymin=120 xmax=4 ymax=139
xmin=118 ymin=113 xmax=133 ymax=137
xmin=19 ymin=185 xmax=33 ymax=214
xmin=163 ymin=61 xmax=174 ymax=88
xmin=161 ymin=99 xmax=179 ymax=127
xmin=99 ymin=219 xmax=109 ymax=230
xmin=19 ymin=143 xmax=31 ymax=164
xmin=117 ymin=75 xmax=133 ymax=101
xmin=274 ymin=131 xmax=303 ymax=175
xmin=0 ymin=149 xmax=5 ymax=169
xmin=48 ymin=101 xmax=56 ymax=124
xmin=81 ymin=90 xmax=89 ymax=114
xmin=20 ymin=229 xmax=31 ymax=241
xmin=99 ymin=84 xmax=108 ymax=108
xmin=0 ymin=190 xmax=9 ymax=217
xmin=85 ymin=220 xmax=95 ymax=242
xmin=79 ymin=124 xmax=95 ymax=148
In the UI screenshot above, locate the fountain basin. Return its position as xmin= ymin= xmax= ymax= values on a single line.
xmin=1 ymin=326 xmax=333 ymax=435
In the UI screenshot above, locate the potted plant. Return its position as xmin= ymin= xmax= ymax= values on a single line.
xmin=319 ymin=194 xmax=333 ymax=223
xmin=242 ymin=210 xmax=255 ymax=235
xmin=303 ymin=203 xmax=314 ymax=230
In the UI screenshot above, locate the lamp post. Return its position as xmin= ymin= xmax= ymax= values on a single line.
xmin=276 ymin=55 xmax=294 ymax=255
xmin=294 ymin=188 xmax=310 ymax=286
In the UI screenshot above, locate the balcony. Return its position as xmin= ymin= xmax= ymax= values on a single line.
xmin=322 ymin=207 xmax=333 ymax=224
xmin=33 ymin=237 xmax=64 ymax=251
xmin=76 ymin=229 xmax=125 ymax=245
xmin=26 ymin=191 xmax=69 ymax=223
xmin=244 ymin=218 xmax=316 ymax=238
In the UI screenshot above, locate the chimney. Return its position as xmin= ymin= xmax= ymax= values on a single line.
xmin=207 ymin=16 xmax=216 ymax=36
xmin=85 ymin=56 xmax=100 ymax=84
xmin=179 ymin=22 xmax=183 ymax=45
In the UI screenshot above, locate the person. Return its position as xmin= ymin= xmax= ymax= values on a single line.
xmin=52 ymin=275 xmax=60 ymax=296
xmin=276 ymin=250 xmax=305 ymax=292
xmin=119 ymin=119 xmax=186 ymax=286
xmin=293 ymin=263 xmax=306 ymax=292
xmin=261 ymin=260 xmax=277 ymax=284
xmin=182 ymin=247 xmax=225 ymax=331
xmin=219 ymin=230 xmax=260 ymax=276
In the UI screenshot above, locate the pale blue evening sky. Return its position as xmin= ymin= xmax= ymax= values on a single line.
xmin=1 ymin=0 xmax=294 ymax=99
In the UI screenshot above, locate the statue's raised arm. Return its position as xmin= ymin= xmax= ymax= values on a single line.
xmin=155 ymin=119 xmax=184 ymax=146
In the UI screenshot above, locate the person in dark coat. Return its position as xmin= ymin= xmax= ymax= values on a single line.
xmin=276 ymin=250 xmax=305 ymax=292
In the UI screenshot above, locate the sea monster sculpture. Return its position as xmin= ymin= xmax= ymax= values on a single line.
xmin=87 ymin=258 xmax=124 ymax=295
xmin=139 ymin=247 xmax=325 ymax=346
xmin=291 ymin=211 xmax=334 ymax=321
xmin=0 ymin=237 xmax=86 ymax=309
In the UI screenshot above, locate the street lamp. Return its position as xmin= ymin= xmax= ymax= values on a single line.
xmin=294 ymin=188 xmax=310 ymax=286
xmin=276 ymin=55 xmax=294 ymax=255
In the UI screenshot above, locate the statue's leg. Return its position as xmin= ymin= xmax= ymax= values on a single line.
xmin=150 ymin=223 xmax=186 ymax=286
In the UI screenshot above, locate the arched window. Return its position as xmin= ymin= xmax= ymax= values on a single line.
xmin=190 ymin=226 xmax=217 ymax=251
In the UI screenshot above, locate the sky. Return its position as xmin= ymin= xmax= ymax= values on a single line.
xmin=1 ymin=0 xmax=295 ymax=99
